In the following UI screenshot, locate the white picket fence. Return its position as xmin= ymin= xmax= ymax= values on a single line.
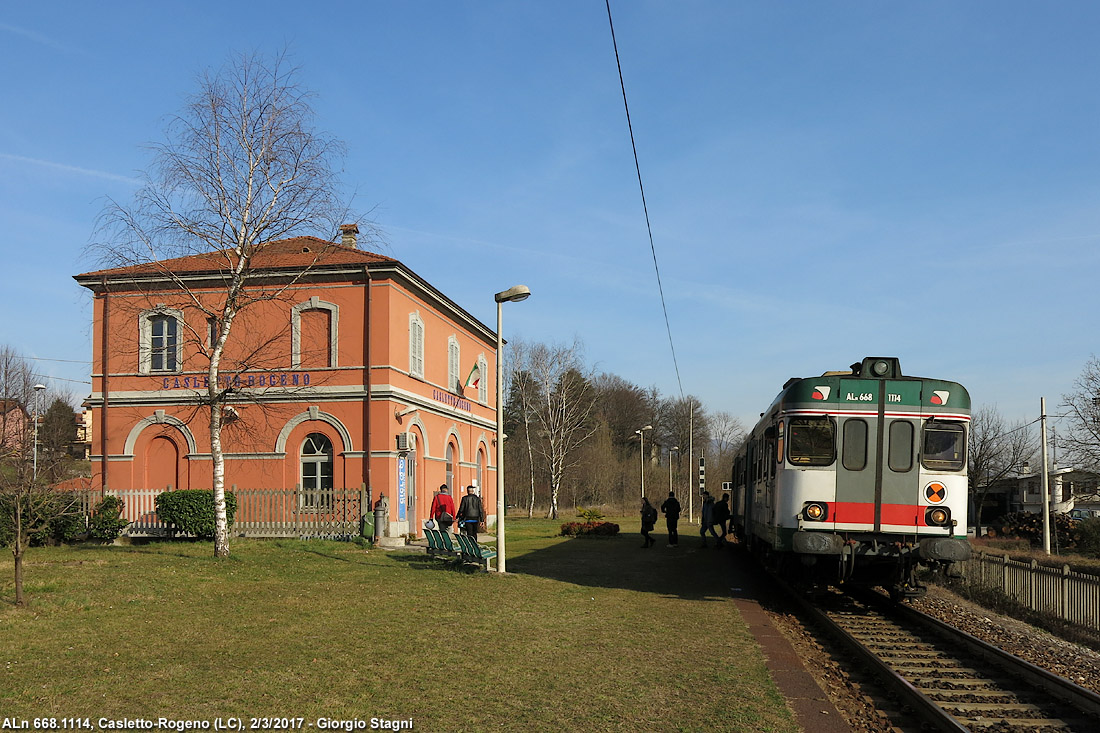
xmin=76 ymin=486 xmax=367 ymax=540
xmin=957 ymin=551 xmax=1100 ymax=631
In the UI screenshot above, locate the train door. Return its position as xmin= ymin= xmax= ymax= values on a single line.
xmin=835 ymin=378 xmax=921 ymax=532
xmin=835 ymin=409 xmax=876 ymax=530
xmin=880 ymin=380 xmax=922 ymax=532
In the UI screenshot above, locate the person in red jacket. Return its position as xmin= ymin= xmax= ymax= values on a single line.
xmin=429 ymin=484 xmax=455 ymax=532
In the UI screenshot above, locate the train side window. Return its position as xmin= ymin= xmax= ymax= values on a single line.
xmin=842 ymin=419 xmax=868 ymax=471
xmin=888 ymin=420 xmax=914 ymax=472
xmin=787 ymin=417 xmax=835 ymax=466
xmin=922 ymin=421 xmax=966 ymax=471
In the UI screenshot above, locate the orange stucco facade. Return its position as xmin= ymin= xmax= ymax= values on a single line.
xmin=74 ymin=235 xmax=498 ymax=536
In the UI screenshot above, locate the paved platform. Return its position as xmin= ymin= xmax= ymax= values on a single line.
xmin=727 ymin=559 xmax=853 ymax=733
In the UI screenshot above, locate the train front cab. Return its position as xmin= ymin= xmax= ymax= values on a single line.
xmin=734 ymin=357 xmax=971 ymax=598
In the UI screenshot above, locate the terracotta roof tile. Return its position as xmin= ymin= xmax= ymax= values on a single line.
xmin=76 ymin=236 xmax=394 ymax=280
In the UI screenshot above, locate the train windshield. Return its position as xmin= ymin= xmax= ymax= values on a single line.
xmin=921 ymin=421 xmax=966 ymax=471
xmin=787 ymin=417 xmax=835 ymax=466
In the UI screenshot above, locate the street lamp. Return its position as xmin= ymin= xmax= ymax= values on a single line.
xmin=32 ymin=384 xmax=46 ymax=481
xmin=635 ymin=425 xmax=653 ymax=498
xmin=495 ymin=284 xmax=530 ymax=573
xmin=668 ymin=446 xmax=679 ymax=495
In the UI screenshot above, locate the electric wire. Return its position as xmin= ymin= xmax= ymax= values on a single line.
xmin=605 ymin=0 xmax=685 ymax=402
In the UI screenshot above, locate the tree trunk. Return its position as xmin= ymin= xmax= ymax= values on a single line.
xmin=13 ymin=545 xmax=24 ymax=607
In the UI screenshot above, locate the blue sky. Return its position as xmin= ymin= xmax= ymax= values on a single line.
xmin=1 ymin=1 xmax=1097 ymax=429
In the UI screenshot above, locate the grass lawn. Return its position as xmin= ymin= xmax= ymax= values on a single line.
xmin=1 ymin=518 xmax=797 ymax=732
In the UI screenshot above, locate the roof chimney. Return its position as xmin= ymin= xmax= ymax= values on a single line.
xmin=340 ymin=223 xmax=359 ymax=248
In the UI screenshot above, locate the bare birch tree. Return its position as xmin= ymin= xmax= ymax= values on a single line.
xmin=1063 ymin=356 xmax=1100 ymax=471
xmin=503 ymin=339 xmax=541 ymax=517
xmin=90 ymin=51 xmax=358 ymax=558
xmin=525 ymin=339 xmax=599 ymax=519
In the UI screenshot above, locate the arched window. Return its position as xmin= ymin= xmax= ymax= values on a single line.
xmin=476 ymin=448 xmax=485 ymax=492
xmin=301 ymin=433 xmax=334 ymax=510
xmin=445 ymin=442 xmax=455 ymax=491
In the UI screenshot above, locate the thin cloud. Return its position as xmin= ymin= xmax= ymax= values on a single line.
xmin=0 ymin=22 xmax=75 ymax=53
xmin=1 ymin=153 xmax=140 ymax=185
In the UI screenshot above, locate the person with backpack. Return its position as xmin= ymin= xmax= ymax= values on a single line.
xmin=429 ymin=484 xmax=455 ymax=533
xmin=712 ymin=493 xmax=731 ymax=548
xmin=640 ymin=497 xmax=658 ymax=548
xmin=457 ymin=484 xmax=484 ymax=540
xmin=699 ymin=491 xmax=719 ymax=548
xmin=660 ymin=490 xmax=681 ymax=547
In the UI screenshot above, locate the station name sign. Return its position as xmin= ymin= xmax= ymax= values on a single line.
xmin=159 ymin=372 xmax=313 ymax=390
xmin=432 ymin=389 xmax=471 ymax=412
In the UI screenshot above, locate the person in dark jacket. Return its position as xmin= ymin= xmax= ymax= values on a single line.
xmin=712 ymin=493 xmax=731 ymax=547
xmin=660 ymin=490 xmax=681 ymax=547
xmin=640 ymin=497 xmax=657 ymax=548
xmin=700 ymin=491 xmax=719 ymax=548
xmin=457 ymin=485 xmax=484 ymax=540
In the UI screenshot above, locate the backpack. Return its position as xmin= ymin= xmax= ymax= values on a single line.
xmin=644 ymin=505 xmax=658 ymax=522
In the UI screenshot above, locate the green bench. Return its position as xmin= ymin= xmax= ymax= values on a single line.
xmin=424 ymin=528 xmax=460 ymax=560
xmin=455 ymin=533 xmax=497 ymax=572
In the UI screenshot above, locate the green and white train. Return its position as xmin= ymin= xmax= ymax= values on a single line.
xmin=730 ymin=357 xmax=971 ymax=599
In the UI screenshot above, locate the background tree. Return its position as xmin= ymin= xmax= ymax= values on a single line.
xmin=968 ymin=405 xmax=1037 ymax=533
xmin=525 ymin=339 xmax=598 ymax=519
xmin=1062 ymin=355 xmax=1100 ymax=471
xmin=503 ymin=339 xmax=541 ymax=517
xmin=91 ymin=51 xmax=358 ymax=558
xmin=0 ymin=346 xmax=81 ymax=607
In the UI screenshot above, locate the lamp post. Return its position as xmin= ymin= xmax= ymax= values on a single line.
xmin=635 ymin=425 xmax=653 ymax=498
xmin=32 ymin=384 xmax=46 ymax=481
xmin=495 ymin=284 xmax=530 ymax=573
xmin=668 ymin=446 xmax=679 ymax=495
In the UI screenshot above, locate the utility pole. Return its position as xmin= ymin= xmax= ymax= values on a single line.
xmin=1040 ymin=397 xmax=1051 ymax=555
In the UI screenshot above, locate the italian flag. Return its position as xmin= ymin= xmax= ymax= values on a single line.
xmin=464 ymin=364 xmax=482 ymax=390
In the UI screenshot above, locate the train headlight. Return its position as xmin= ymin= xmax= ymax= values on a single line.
xmin=926 ymin=507 xmax=950 ymax=526
xmin=803 ymin=502 xmax=828 ymax=521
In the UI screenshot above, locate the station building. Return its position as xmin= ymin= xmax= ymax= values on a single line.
xmin=74 ymin=227 xmax=498 ymax=537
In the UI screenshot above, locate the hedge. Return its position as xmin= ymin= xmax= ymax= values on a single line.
xmin=155 ymin=489 xmax=237 ymax=539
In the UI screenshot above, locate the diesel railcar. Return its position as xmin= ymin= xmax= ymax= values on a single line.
xmin=730 ymin=357 xmax=971 ymax=599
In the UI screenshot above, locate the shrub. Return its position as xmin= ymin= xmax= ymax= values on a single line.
xmin=560 ymin=521 xmax=619 ymax=537
xmin=155 ymin=489 xmax=237 ymax=539
xmin=577 ymin=507 xmax=605 ymax=522
xmin=88 ymin=495 xmax=129 ymax=541
xmin=1076 ymin=517 xmax=1100 ymax=558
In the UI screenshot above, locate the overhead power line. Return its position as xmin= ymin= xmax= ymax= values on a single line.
xmin=605 ymin=0 xmax=685 ymax=401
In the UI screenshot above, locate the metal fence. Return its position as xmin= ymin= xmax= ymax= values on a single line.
xmin=957 ymin=551 xmax=1100 ymax=631
xmin=75 ymin=486 xmax=367 ymax=541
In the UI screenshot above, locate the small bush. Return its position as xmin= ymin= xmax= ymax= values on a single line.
xmin=155 ymin=489 xmax=237 ymax=539
xmin=560 ymin=521 xmax=619 ymax=537
xmin=88 ymin=495 xmax=129 ymax=541
xmin=577 ymin=507 xmax=605 ymax=522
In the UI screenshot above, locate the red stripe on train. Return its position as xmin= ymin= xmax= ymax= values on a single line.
xmin=830 ymin=502 xmax=927 ymax=526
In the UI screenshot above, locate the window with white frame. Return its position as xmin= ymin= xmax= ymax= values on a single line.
xmin=409 ymin=313 xmax=424 ymax=378
xmin=139 ymin=308 xmax=184 ymax=374
xmin=291 ymin=297 xmax=338 ymax=369
xmin=448 ymin=336 xmax=460 ymax=393
xmin=477 ymin=354 xmax=488 ymax=404
xmin=300 ymin=433 xmax=334 ymax=510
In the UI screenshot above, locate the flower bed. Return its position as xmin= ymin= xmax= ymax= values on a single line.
xmin=560 ymin=521 xmax=620 ymax=537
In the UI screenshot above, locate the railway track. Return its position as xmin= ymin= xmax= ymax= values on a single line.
xmin=786 ymin=585 xmax=1100 ymax=731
